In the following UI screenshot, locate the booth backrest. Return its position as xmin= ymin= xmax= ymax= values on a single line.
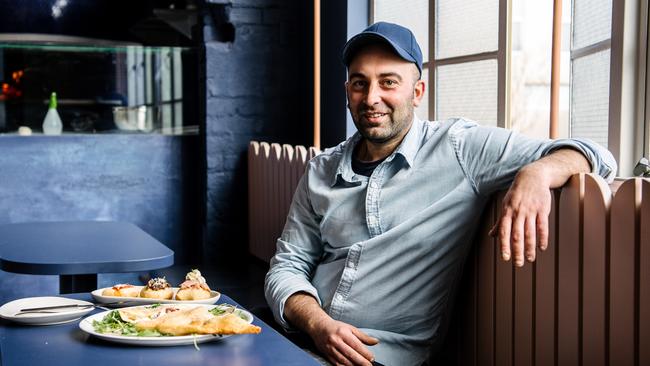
xmin=444 ymin=174 xmax=650 ymax=366
xmin=248 ymin=141 xmax=649 ymax=366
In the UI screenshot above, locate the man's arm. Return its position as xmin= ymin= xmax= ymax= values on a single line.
xmin=489 ymin=148 xmax=591 ymax=266
xmin=284 ymin=292 xmax=378 ymax=366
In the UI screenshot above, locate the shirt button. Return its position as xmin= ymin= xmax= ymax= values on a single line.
xmin=347 ymin=261 xmax=355 ymax=269
xmin=336 ymin=294 xmax=344 ymax=301
xmin=370 ymin=181 xmax=378 ymax=189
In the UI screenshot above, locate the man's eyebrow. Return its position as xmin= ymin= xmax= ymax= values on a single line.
xmin=348 ymin=72 xmax=404 ymax=81
xmin=379 ymin=72 xmax=403 ymax=81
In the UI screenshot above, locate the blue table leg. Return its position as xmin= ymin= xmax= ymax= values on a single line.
xmin=59 ymin=274 xmax=97 ymax=293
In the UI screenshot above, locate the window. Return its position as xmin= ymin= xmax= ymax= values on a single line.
xmin=510 ymin=0 xmax=571 ymax=139
xmin=374 ymin=0 xmax=506 ymax=127
xmin=571 ymin=0 xmax=612 ymax=147
xmin=372 ymin=0 xmax=429 ymax=120
xmin=371 ymin=0 xmax=647 ymax=175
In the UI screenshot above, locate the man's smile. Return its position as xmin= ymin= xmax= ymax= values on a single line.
xmin=362 ymin=111 xmax=390 ymax=123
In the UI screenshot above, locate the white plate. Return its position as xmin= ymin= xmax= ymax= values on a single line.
xmin=79 ymin=304 xmax=255 ymax=346
xmin=0 ymin=296 xmax=95 ymax=325
xmin=91 ymin=286 xmax=220 ymax=307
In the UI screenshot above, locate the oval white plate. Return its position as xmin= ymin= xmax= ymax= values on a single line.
xmin=79 ymin=304 xmax=254 ymax=346
xmin=0 ymin=296 xmax=94 ymax=325
xmin=91 ymin=287 xmax=220 ymax=307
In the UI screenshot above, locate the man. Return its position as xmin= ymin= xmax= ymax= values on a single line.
xmin=265 ymin=22 xmax=616 ymax=366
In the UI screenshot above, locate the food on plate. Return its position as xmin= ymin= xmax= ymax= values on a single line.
xmin=140 ymin=277 xmax=173 ymax=300
xmin=93 ymin=304 xmax=261 ymax=337
xmin=175 ymin=269 xmax=212 ymax=301
xmin=101 ymin=284 xmax=141 ymax=297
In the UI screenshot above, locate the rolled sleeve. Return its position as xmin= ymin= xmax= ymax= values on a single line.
xmin=264 ymin=168 xmax=324 ymax=330
xmin=542 ymin=137 xmax=617 ymax=182
xmin=448 ymin=118 xmax=618 ymax=195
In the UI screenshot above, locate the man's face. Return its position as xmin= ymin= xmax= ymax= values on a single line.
xmin=346 ymin=45 xmax=425 ymax=144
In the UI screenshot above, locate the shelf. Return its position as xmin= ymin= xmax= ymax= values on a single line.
xmin=0 ymin=37 xmax=199 ymax=135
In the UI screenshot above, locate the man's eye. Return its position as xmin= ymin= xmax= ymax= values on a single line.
xmin=383 ymin=80 xmax=397 ymax=87
xmin=352 ymin=81 xmax=366 ymax=88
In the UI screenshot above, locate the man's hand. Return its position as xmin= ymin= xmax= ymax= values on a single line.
xmin=310 ymin=317 xmax=379 ymax=366
xmin=284 ymin=293 xmax=379 ymax=366
xmin=489 ymin=148 xmax=591 ymax=267
xmin=489 ymin=166 xmax=552 ymax=266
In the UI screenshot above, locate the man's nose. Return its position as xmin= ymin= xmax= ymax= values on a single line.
xmin=363 ymin=83 xmax=381 ymax=106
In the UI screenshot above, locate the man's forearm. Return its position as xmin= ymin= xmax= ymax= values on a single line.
xmin=516 ymin=148 xmax=591 ymax=188
xmin=284 ymin=292 xmax=330 ymax=334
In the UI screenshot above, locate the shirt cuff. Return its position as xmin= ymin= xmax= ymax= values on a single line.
xmin=543 ymin=138 xmax=617 ymax=182
xmin=265 ymin=275 xmax=322 ymax=331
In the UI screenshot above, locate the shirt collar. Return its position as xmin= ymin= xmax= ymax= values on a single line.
xmin=331 ymin=115 xmax=423 ymax=187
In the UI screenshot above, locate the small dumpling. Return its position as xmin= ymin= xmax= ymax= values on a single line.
xmin=175 ymin=269 xmax=213 ymax=300
xmin=102 ymin=284 xmax=140 ymax=297
xmin=140 ymin=277 xmax=173 ymax=299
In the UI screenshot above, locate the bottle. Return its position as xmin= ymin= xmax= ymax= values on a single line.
xmin=42 ymin=92 xmax=63 ymax=135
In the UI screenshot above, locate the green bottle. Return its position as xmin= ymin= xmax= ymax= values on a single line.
xmin=42 ymin=92 xmax=62 ymax=135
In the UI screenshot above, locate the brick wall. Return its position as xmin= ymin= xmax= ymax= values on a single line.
xmin=202 ymin=0 xmax=312 ymax=261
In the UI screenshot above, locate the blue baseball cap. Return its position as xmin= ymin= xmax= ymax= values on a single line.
xmin=342 ymin=22 xmax=423 ymax=75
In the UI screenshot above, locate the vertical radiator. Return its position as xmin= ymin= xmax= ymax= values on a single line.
xmin=247 ymin=141 xmax=319 ymax=262
xmin=446 ymin=174 xmax=650 ymax=366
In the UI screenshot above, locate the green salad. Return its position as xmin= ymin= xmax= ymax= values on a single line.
xmin=92 ymin=309 xmax=164 ymax=337
xmin=92 ymin=304 xmax=246 ymax=337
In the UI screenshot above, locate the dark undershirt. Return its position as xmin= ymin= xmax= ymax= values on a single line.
xmin=352 ymin=155 xmax=387 ymax=177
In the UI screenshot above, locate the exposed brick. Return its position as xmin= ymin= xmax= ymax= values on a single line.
xmin=203 ymin=0 xmax=312 ymax=258
xmin=262 ymin=8 xmax=290 ymax=24
xmin=233 ymin=24 xmax=278 ymax=50
xmin=228 ymin=7 xmax=262 ymax=24
xmin=230 ymin=0 xmax=280 ymax=7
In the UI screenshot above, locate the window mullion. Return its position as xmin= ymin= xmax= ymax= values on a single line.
xmin=497 ymin=0 xmax=510 ymax=129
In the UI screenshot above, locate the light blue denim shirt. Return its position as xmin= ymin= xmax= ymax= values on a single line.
xmin=265 ymin=117 xmax=616 ymax=366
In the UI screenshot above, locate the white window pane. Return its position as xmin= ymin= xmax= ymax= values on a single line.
xmin=374 ymin=0 xmax=429 ymax=63
xmin=435 ymin=60 xmax=498 ymax=125
xmin=510 ymin=0 xmax=571 ymax=139
xmin=435 ymin=0 xmax=499 ymax=59
xmin=415 ymin=68 xmax=429 ymax=120
xmin=572 ymin=0 xmax=612 ymax=50
xmin=571 ymin=49 xmax=610 ymax=147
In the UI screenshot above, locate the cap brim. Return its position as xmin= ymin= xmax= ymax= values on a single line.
xmin=342 ymin=32 xmax=418 ymax=67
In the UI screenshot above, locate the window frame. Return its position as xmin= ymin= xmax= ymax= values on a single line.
xmin=608 ymin=0 xmax=643 ymax=176
xmin=369 ymin=0 xmax=648 ymax=176
xmin=640 ymin=0 xmax=650 ymax=160
xmin=429 ymin=0 xmax=510 ymax=128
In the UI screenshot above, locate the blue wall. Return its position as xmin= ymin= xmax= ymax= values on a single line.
xmin=202 ymin=0 xmax=313 ymax=261
xmin=0 ymin=135 xmax=201 ymax=302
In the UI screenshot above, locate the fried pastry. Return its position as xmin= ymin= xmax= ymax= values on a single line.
xmin=102 ymin=284 xmax=140 ymax=297
xmin=133 ymin=305 xmax=261 ymax=336
xmin=196 ymin=313 xmax=261 ymax=335
xmin=140 ymin=277 xmax=173 ymax=299
xmin=175 ymin=269 xmax=212 ymax=300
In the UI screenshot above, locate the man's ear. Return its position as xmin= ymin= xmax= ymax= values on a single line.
xmin=412 ymin=79 xmax=426 ymax=107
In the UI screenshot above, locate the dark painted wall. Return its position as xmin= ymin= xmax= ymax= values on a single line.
xmin=0 ymin=135 xmax=201 ymax=302
xmin=202 ymin=0 xmax=313 ymax=261
xmin=321 ymin=0 xmax=349 ymax=149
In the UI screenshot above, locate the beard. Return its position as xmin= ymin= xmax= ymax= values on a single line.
xmin=350 ymin=98 xmax=415 ymax=144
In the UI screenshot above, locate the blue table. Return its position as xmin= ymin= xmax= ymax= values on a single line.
xmin=0 ymin=293 xmax=320 ymax=366
xmin=0 ymin=221 xmax=174 ymax=293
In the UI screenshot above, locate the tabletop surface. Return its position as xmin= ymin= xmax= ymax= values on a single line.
xmin=0 ymin=293 xmax=320 ymax=366
xmin=0 ymin=221 xmax=174 ymax=275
